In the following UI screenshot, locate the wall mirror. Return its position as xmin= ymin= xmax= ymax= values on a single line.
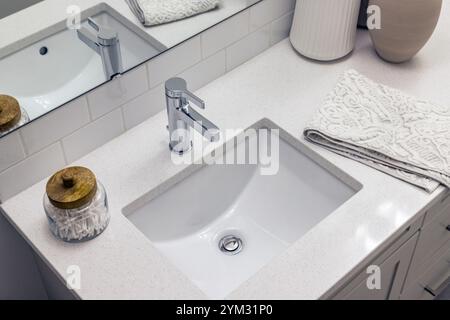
xmin=0 ymin=0 xmax=261 ymax=138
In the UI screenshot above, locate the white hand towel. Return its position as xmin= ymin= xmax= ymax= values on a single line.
xmin=304 ymin=70 xmax=450 ymax=192
xmin=126 ymin=0 xmax=220 ymax=26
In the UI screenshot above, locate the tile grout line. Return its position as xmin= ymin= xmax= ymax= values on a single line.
xmin=226 ymin=21 xmax=274 ymax=72
xmin=59 ymin=140 xmax=69 ymax=165
xmin=0 ymin=130 xmax=29 ymax=173
xmin=0 ymin=141 xmax=62 ymax=178
xmin=58 ymin=108 xmax=123 ymax=145
xmin=270 ymin=10 xmax=295 ymax=45
xmin=143 ymin=62 xmax=151 ymax=91
xmin=15 ymin=98 xmax=94 ymax=159
xmin=202 ymin=9 xmax=252 ymax=59
xmin=118 ymin=105 xmax=127 ymax=132
xmin=85 ymin=95 xmax=94 ymax=121
xmin=148 ymin=36 xmax=202 ymax=89
xmin=143 ymin=8 xmax=290 ymax=90
xmin=199 ymin=31 xmax=205 ymax=60
xmin=17 ymin=129 xmax=29 ymax=157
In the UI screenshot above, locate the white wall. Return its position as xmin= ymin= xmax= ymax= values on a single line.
xmin=0 ymin=0 xmax=44 ymax=19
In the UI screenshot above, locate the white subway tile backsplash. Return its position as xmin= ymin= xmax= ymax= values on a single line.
xmin=20 ymin=97 xmax=90 ymax=155
xmin=147 ymin=36 xmax=202 ymax=88
xmin=270 ymin=11 xmax=294 ymax=45
xmin=250 ymin=0 xmax=296 ymax=31
xmin=0 ymin=1 xmax=291 ymax=202
xmin=122 ymin=84 xmax=166 ymax=130
xmin=226 ymin=25 xmax=271 ymax=71
xmin=0 ymin=132 xmax=26 ymax=172
xmin=62 ymin=109 xmax=124 ymax=163
xmin=201 ymin=11 xmax=250 ymax=58
xmin=87 ymin=65 xmax=149 ymax=120
xmin=178 ymin=50 xmax=226 ymax=91
xmin=0 ymin=143 xmax=65 ymax=201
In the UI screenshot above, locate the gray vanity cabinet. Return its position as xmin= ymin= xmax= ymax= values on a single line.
xmin=342 ymin=233 xmax=418 ymax=300
xmin=0 ymin=209 xmax=48 ymax=299
xmin=330 ymin=190 xmax=450 ymax=300
xmin=329 ymin=216 xmax=422 ymax=300
xmin=401 ymin=192 xmax=450 ymax=299
xmin=401 ymin=242 xmax=450 ymax=299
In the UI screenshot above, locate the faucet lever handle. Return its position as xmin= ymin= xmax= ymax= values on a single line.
xmin=165 ymin=77 xmax=205 ymax=109
xmin=182 ymin=91 xmax=205 ymax=110
xmin=88 ymin=17 xmax=100 ymax=32
xmin=85 ymin=17 xmax=118 ymax=44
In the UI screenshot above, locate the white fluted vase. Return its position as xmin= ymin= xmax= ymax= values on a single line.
xmin=290 ymin=0 xmax=361 ymax=61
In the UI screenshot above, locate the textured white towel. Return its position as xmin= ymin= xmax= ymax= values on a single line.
xmin=126 ymin=0 xmax=220 ymax=26
xmin=304 ymin=70 xmax=450 ymax=192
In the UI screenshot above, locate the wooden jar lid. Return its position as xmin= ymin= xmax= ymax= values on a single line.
xmin=0 ymin=95 xmax=21 ymax=131
xmin=46 ymin=167 xmax=98 ymax=210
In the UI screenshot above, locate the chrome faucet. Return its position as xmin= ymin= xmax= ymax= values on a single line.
xmin=165 ymin=78 xmax=220 ymax=155
xmin=77 ymin=18 xmax=123 ymax=80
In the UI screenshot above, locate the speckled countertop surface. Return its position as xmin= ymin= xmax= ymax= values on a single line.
xmin=2 ymin=2 xmax=450 ymax=300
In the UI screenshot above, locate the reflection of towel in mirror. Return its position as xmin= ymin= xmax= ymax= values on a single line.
xmin=126 ymin=0 xmax=220 ymax=26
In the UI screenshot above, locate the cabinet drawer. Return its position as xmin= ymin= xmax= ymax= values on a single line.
xmin=329 ymin=217 xmax=422 ymax=299
xmin=401 ymin=241 xmax=450 ymax=300
xmin=424 ymin=189 xmax=450 ymax=225
xmin=342 ymin=233 xmax=418 ymax=300
xmin=407 ymin=201 xmax=450 ymax=284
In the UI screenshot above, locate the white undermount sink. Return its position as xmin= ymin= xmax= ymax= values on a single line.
xmin=124 ymin=120 xmax=361 ymax=299
xmin=0 ymin=4 xmax=165 ymax=120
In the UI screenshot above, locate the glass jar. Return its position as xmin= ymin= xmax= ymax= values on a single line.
xmin=0 ymin=106 xmax=30 ymax=137
xmin=0 ymin=95 xmax=30 ymax=137
xmin=44 ymin=167 xmax=110 ymax=243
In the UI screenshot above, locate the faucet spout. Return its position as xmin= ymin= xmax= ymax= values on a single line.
xmin=77 ymin=28 xmax=101 ymax=54
xmin=77 ymin=18 xmax=123 ymax=80
xmin=176 ymin=106 xmax=221 ymax=142
xmin=165 ymin=77 xmax=221 ymax=155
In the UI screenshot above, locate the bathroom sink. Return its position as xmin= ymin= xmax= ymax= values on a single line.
xmin=124 ymin=120 xmax=361 ymax=299
xmin=0 ymin=4 xmax=165 ymax=120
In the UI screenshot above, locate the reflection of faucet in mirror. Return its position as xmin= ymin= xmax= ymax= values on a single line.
xmin=77 ymin=18 xmax=123 ymax=80
xmin=165 ymin=77 xmax=220 ymax=155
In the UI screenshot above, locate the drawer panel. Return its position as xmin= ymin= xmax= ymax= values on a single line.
xmin=402 ymin=242 xmax=450 ymax=300
xmin=343 ymin=233 xmax=418 ymax=300
xmin=410 ymin=201 xmax=450 ymax=278
xmin=424 ymin=189 xmax=450 ymax=225
xmin=329 ymin=218 xmax=422 ymax=299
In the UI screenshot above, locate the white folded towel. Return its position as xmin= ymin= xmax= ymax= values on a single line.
xmin=126 ymin=0 xmax=220 ymax=26
xmin=304 ymin=70 xmax=450 ymax=193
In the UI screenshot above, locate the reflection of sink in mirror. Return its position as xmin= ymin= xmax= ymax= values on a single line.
xmin=0 ymin=4 xmax=166 ymax=120
xmin=124 ymin=120 xmax=362 ymax=299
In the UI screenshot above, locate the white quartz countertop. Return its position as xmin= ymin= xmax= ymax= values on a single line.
xmin=0 ymin=0 xmax=252 ymax=53
xmin=2 ymin=3 xmax=450 ymax=300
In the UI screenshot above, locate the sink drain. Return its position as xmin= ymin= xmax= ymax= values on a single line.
xmin=219 ymin=235 xmax=243 ymax=255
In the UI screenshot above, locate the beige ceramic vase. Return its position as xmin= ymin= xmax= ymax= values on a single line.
xmin=369 ymin=0 xmax=442 ymax=63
